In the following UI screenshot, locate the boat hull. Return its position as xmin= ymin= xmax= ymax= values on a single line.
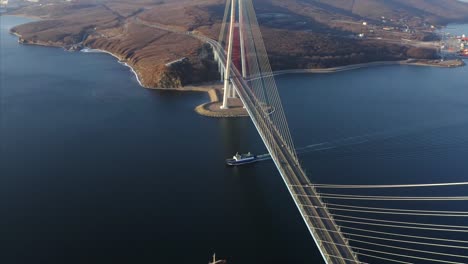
xmin=226 ymin=157 xmax=257 ymax=166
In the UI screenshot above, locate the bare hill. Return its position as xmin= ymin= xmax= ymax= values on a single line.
xmin=8 ymin=0 xmax=468 ymax=87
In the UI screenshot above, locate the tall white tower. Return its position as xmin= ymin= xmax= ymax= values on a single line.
xmin=221 ymin=0 xmax=247 ymax=109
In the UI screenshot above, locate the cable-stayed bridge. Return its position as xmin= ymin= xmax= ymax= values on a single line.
xmin=186 ymin=0 xmax=468 ymax=263
xmin=213 ymin=0 xmax=357 ymax=263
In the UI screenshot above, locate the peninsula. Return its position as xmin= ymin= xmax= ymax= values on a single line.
xmin=5 ymin=0 xmax=468 ymax=91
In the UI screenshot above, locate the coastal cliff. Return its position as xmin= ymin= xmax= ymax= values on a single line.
xmin=11 ymin=19 xmax=219 ymax=89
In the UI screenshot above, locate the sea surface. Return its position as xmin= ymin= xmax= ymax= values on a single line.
xmin=1 ymin=15 xmax=468 ymax=264
xmin=445 ymin=23 xmax=468 ymax=36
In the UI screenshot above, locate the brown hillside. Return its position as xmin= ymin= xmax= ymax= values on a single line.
xmin=8 ymin=0 xmax=468 ymax=87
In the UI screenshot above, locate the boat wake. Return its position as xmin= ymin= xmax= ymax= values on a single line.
xmin=256 ymin=119 xmax=468 ymax=162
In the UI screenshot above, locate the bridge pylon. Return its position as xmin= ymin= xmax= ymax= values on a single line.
xmin=220 ymin=0 xmax=246 ymax=109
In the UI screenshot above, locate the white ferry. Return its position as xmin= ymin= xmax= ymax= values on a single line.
xmin=226 ymin=152 xmax=257 ymax=166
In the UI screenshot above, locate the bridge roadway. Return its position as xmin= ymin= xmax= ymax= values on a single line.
xmin=210 ymin=43 xmax=359 ymax=263
xmin=134 ymin=18 xmax=359 ymax=263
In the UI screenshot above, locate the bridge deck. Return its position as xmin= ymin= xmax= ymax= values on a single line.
xmin=212 ymin=43 xmax=359 ymax=264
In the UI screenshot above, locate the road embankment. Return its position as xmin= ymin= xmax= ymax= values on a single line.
xmin=256 ymin=59 xmax=465 ymax=80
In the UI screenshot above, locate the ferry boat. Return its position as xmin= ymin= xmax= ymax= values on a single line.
xmin=226 ymin=152 xmax=257 ymax=166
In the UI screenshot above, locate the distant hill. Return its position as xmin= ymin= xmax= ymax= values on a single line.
xmin=264 ymin=0 xmax=468 ymax=26
xmin=8 ymin=0 xmax=468 ymax=87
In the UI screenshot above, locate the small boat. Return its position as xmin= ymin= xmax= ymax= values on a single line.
xmin=226 ymin=152 xmax=257 ymax=166
xmin=209 ymin=253 xmax=227 ymax=264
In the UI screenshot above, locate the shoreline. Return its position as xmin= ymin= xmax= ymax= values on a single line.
xmin=5 ymin=14 xmax=466 ymax=119
xmin=10 ymin=32 xmax=466 ymax=119
xmin=7 ymin=14 xmax=465 ymax=88
xmin=17 ymin=36 xmax=465 ymax=84
xmin=1 ymin=13 xmax=43 ymax=20
xmin=81 ymin=48 xmax=146 ymax=88
xmin=249 ymin=59 xmax=465 ymax=80
xmin=4 ymin=14 xmax=146 ymax=89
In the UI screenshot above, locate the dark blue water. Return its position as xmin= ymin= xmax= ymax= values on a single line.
xmin=2 ymin=15 xmax=468 ymax=264
xmin=0 ymin=16 xmax=322 ymax=264
xmin=279 ymin=64 xmax=468 ymax=186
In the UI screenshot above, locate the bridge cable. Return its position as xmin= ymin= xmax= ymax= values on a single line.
xmin=318 ymin=240 xmax=466 ymax=264
xmin=303 ymin=219 xmax=468 ymax=261
xmin=329 ymin=213 xmax=468 ymax=230
xmin=306 ymin=226 xmax=468 ymax=250
xmin=345 ymin=237 xmax=468 ymax=259
xmin=324 ymin=254 xmax=368 ymax=264
xmin=304 ymin=204 xmax=468 ymax=217
xmin=296 ymin=193 xmax=468 ymax=201
xmin=318 ymin=202 xmax=468 ymax=215
xmin=243 ymin=0 xmax=298 ymax=159
xmin=339 ymin=225 xmax=468 ymax=244
xmin=304 ymin=214 xmax=468 ymax=233
xmin=242 ymin=0 xmax=297 ymax=163
xmin=218 ymin=0 xmax=231 ymax=47
xmin=241 ymin=1 xmax=278 ymax=158
xmin=347 ymin=252 xmax=412 ymax=264
xmin=341 ymin=231 xmax=468 ymax=250
xmin=308 ymin=181 xmax=468 ymax=189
